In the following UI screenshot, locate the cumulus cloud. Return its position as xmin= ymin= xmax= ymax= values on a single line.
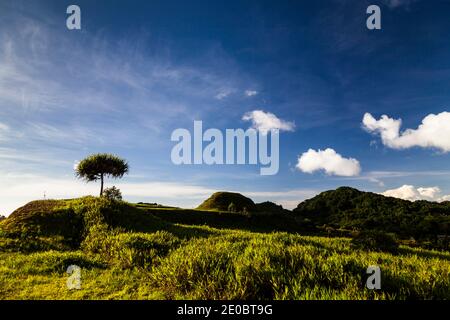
xmin=242 ymin=110 xmax=295 ymax=135
xmin=417 ymin=186 xmax=441 ymax=199
xmin=382 ymin=185 xmax=450 ymax=202
xmin=245 ymin=90 xmax=258 ymax=97
xmin=362 ymin=112 xmax=450 ymax=152
xmin=296 ymin=148 xmax=361 ymax=177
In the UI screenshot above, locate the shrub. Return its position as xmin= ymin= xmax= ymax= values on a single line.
xmin=351 ymin=230 xmax=399 ymax=253
xmin=103 ymin=186 xmax=122 ymax=201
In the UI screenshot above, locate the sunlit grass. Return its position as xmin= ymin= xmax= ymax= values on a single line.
xmin=1 ymin=197 xmax=448 ymax=300
xmin=1 ymin=227 xmax=449 ymax=300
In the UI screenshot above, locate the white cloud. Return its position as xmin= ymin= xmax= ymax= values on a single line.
xmin=368 ymin=177 xmax=385 ymax=187
xmin=215 ymin=89 xmax=232 ymax=100
xmin=417 ymin=186 xmax=441 ymax=199
xmin=362 ymin=112 xmax=450 ymax=152
xmin=244 ymin=90 xmax=258 ymax=97
xmin=242 ymin=110 xmax=295 ymax=135
xmin=296 ymin=148 xmax=361 ymax=177
xmin=382 ymin=184 xmax=450 ymax=202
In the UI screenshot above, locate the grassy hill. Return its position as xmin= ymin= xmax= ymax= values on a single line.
xmin=197 ymin=192 xmax=290 ymax=215
xmin=197 ymin=191 xmax=256 ymax=212
xmin=0 ymin=191 xmax=449 ymax=299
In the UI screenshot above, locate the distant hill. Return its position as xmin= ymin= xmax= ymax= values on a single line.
xmin=197 ymin=192 xmax=290 ymax=215
xmin=255 ymin=201 xmax=290 ymax=214
xmin=197 ymin=192 xmax=256 ymax=212
xmin=2 ymin=187 xmax=448 ymax=252
xmin=293 ymin=186 xmax=450 ymax=239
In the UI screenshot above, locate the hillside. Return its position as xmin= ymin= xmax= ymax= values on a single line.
xmin=0 ymin=193 xmax=449 ymax=299
xmin=196 ymin=191 xmax=256 ymax=212
xmin=196 ymin=192 xmax=290 ymax=215
xmin=255 ymin=201 xmax=290 ymax=214
xmin=293 ymin=187 xmax=450 ymax=241
xmin=0 ymin=197 xmax=167 ymax=252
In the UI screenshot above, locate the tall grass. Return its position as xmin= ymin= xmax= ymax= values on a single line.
xmin=0 ymin=197 xmax=449 ymax=300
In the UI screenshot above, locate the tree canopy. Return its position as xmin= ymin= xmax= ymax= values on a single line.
xmin=294 ymin=186 xmax=450 ymax=240
xmin=75 ymin=153 xmax=129 ymax=196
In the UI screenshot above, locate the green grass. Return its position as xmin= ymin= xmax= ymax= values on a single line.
xmin=0 ymin=197 xmax=449 ymax=300
xmin=196 ymin=191 xmax=256 ymax=212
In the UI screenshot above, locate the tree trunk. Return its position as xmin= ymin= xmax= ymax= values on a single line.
xmin=100 ymin=173 xmax=104 ymax=196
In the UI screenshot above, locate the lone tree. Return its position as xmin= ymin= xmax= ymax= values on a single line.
xmin=75 ymin=153 xmax=129 ymax=196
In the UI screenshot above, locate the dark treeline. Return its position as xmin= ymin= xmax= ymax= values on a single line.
xmin=293 ymin=187 xmax=450 ymax=241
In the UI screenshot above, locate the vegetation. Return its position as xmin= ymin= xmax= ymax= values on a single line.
xmin=294 ymin=187 xmax=450 ymax=250
xmin=255 ymin=201 xmax=290 ymax=215
xmin=351 ymin=231 xmax=399 ymax=254
xmin=103 ymin=186 xmax=122 ymax=201
xmin=0 ymin=187 xmax=449 ymax=300
xmin=197 ymin=191 xmax=256 ymax=212
xmin=75 ymin=153 xmax=129 ymax=196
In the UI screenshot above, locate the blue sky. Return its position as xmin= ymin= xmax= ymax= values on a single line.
xmin=1 ymin=0 xmax=450 ymax=215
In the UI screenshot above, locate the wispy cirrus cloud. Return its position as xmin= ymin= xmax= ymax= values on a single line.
xmin=0 ymin=7 xmax=257 ymax=145
xmin=244 ymin=90 xmax=258 ymax=97
xmin=0 ymin=8 xmax=263 ymax=215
